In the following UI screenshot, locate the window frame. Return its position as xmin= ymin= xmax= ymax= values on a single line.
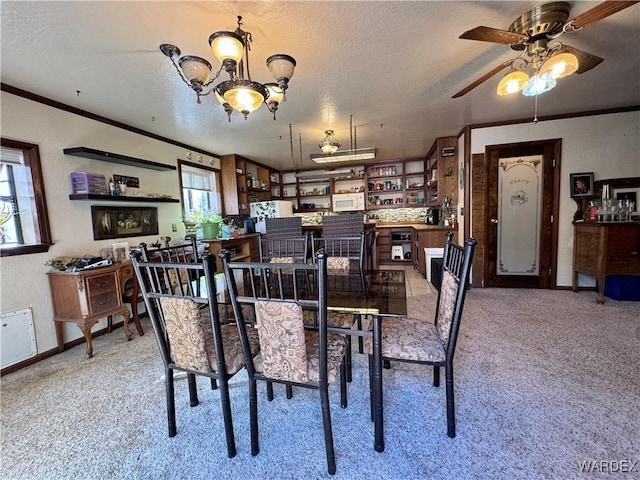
xmin=177 ymin=159 xmax=223 ymax=222
xmin=1 ymin=138 xmax=54 ymax=256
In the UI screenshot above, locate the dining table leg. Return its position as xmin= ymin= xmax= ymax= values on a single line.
xmin=372 ymin=314 xmax=384 ymax=452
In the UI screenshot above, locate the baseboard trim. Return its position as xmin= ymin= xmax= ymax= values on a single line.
xmin=1 ymin=321 xmax=128 ymax=376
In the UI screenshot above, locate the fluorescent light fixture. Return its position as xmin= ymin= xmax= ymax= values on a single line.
xmin=295 ymin=167 xmax=355 ymax=180
xmin=310 ymin=148 xmax=375 ymax=164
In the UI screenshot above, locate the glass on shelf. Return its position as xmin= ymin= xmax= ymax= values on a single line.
xmin=597 ymin=198 xmax=635 ymax=222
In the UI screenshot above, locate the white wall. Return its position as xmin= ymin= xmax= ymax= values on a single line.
xmin=0 ymin=92 xmax=191 ymax=353
xmin=469 ymin=111 xmax=640 ymax=287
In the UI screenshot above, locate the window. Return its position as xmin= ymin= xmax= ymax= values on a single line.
xmin=178 ymin=160 xmax=222 ymax=221
xmin=0 ymin=139 xmax=53 ymax=256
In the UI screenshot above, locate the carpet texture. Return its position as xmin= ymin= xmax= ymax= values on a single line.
xmin=1 ymin=288 xmax=639 ymax=479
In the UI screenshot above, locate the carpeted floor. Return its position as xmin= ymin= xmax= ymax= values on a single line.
xmin=1 ymin=288 xmax=639 ymax=479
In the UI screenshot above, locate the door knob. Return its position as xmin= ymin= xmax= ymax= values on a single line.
xmin=490 ymin=218 xmax=499 ymax=224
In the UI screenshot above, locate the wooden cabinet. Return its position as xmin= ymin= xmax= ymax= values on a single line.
xmin=201 ymin=233 xmax=260 ymax=268
xmin=279 ymin=169 xmax=366 ymax=213
xmin=365 ymin=160 xmax=426 ymax=209
xmin=47 ymin=263 xmax=131 ymax=357
xmin=415 ymin=228 xmax=458 ymax=274
xmin=220 ymin=154 xmax=272 ymax=216
xmin=572 ymin=222 xmax=640 ymax=303
xmin=270 ymin=170 xmax=282 ymax=199
xmin=221 ymin=154 xmax=249 ymax=216
xmin=376 ymin=227 xmax=413 ymax=265
xmin=426 ymin=136 xmax=457 ymax=206
xmin=376 ymin=228 xmax=391 ymax=264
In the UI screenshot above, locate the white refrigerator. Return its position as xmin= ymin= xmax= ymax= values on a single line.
xmin=249 ymin=200 xmax=294 ymax=223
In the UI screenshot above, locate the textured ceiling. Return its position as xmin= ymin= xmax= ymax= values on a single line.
xmin=1 ymin=1 xmax=639 ymax=170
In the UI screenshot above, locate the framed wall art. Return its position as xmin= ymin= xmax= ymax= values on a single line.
xmin=91 ymin=206 xmax=158 ymax=240
xmin=569 ymin=172 xmax=594 ymax=198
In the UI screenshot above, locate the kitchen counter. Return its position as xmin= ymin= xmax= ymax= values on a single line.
xmin=371 ymin=222 xmax=456 ymax=231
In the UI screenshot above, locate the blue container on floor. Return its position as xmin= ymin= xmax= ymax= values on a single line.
xmin=604 ymin=275 xmax=640 ymax=301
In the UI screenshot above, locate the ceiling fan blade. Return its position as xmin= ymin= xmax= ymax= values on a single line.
xmin=559 ymin=45 xmax=604 ymax=74
xmin=452 ymin=60 xmax=514 ymax=98
xmin=459 ymin=26 xmax=527 ymax=45
xmin=569 ymin=1 xmax=639 ymax=29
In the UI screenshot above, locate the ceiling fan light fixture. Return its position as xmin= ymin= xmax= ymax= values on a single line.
xmin=319 ymin=130 xmax=341 ymax=154
xmin=540 ymin=52 xmax=579 ymax=79
xmin=523 ymin=71 xmax=557 ymax=96
xmin=497 ymin=70 xmax=530 ymax=96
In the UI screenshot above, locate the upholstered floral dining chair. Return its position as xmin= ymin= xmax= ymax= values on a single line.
xmin=366 ymin=232 xmax=476 ymax=438
xmin=220 ymin=249 xmax=348 ymax=475
xmin=131 ymin=250 xmax=259 ymax=458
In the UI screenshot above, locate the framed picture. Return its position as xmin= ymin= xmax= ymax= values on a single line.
xmin=91 ymin=206 xmax=158 ymax=240
xmin=569 ymin=172 xmax=594 ymax=198
xmin=615 ymin=190 xmax=638 ymax=213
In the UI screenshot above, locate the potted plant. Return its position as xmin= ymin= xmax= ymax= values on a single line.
xmin=189 ymin=208 xmax=222 ymax=240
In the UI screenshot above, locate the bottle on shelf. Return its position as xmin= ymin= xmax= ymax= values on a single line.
xmin=108 ymin=177 xmax=116 ymax=196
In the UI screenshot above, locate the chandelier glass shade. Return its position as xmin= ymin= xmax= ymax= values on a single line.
xmin=160 ymin=16 xmax=296 ymax=121
xmin=319 ymin=130 xmax=341 ymax=154
xmin=496 ymin=50 xmax=578 ymax=97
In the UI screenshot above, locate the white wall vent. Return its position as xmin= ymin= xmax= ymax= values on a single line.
xmin=1 ymin=307 xmax=37 ymax=369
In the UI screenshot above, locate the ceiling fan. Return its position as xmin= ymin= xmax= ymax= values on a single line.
xmin=452 ymin=1 xmax=639 ymax=98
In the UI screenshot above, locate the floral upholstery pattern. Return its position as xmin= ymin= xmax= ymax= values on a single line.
xmin=255 ymin=300 xmax=309 ymax=382
xmin=327 ymin=312 xmax=356 ymax=329
xmin=160 ymin=297 xmax=259 ymax=375
xmin=254 ymin=300 xmax=347 ymax=384
xmin=270 ymin=256 xmax=294 ymax=264
xmin=167 ymin=268 xmax=190 ymax=289
xmin=436 ymin=270 xmax=459 ymax=346
xmin=363 ymin=316 xmax=446 ymax=362
xmin=327 ymin=256 xmax=350 ymax=275
xmin=305 ymin=331 xmax=347 ymax=384
xmin=303 ymin=309 xmax=317 ymax=327
xmin=270 ymin=256 xmax=294 ymax=274
xmin=302 ymin=310 xmax=353 ymax=329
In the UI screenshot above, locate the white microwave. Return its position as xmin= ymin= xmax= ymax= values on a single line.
xmin=332 ymin=192 xmax=366 ymax=212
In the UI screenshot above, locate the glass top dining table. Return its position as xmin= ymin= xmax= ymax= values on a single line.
xmin=217 ymin=269 xmax=408 ymax=453
xmin=326 ymin=270 xmax=407 ymax=453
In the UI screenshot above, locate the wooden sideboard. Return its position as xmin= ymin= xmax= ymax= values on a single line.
xmin=572 ymin=222 xmax=640 ymax=303
xmin=48 ymin=263 xmax=132 ymax=357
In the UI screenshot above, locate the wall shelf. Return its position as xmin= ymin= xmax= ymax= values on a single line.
xmin=63 ymin=147 xmax=176 ymax=171
xmin=69 ymin=194 xmax=179 ymax=203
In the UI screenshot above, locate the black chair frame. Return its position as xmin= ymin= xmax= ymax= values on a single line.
xmin=219 ymin=249 xmax=347 ymax=475
xmin=377 ymin=232 xmax=476 ymax=438
xmin=131 ymin=251 xmax=240 ymax=458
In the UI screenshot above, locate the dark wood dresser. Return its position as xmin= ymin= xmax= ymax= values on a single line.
xmin=572 ymin=222 xmax=640 ymax=303
xmin=48 ymin=263 xmax=131 ymax=357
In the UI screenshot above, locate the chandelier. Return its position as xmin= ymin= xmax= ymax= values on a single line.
xmin=318 ymin=130 xmax=341 ymax=154
xmin=159 ymin=16 xmax=296 ymax=121
xmin=497 ymin=43 xmax=578 ymax=97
